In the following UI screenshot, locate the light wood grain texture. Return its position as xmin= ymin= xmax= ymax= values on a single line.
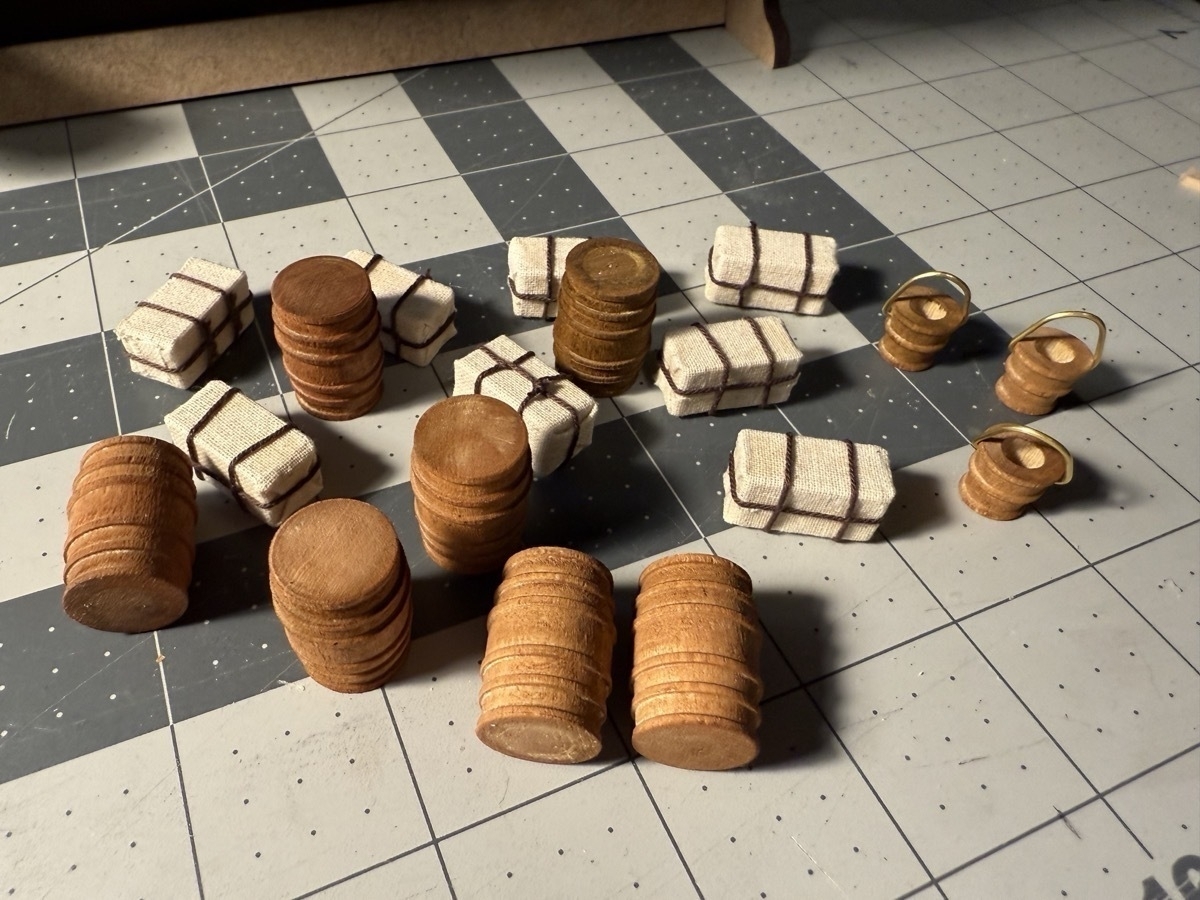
xmin=0 ymin=0 xmax=776 ymax=126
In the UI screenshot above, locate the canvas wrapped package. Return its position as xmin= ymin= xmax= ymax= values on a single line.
xmin=114 ymin=257 xmax=253 ymax=389
xmin=165 ymin=380 xmax=323 ymax=526
xmin=655 ymin=316 xmax=802 ymax=416
xmin=705 ymin=223 xmax=839 ymax=316
xmin=722 ymin=430 xmax=894 ymax=542
xmin=507 ymin=235 xmax=587 ymax=319
xmin=453 ymin=335 xmax=597 ymax=477
xmin=344 ymin=249 xmax=455 ymax=366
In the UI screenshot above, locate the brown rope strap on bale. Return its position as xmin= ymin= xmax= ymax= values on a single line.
xmin=706 ymin=222 xmax=823 ymax=313
xmin=126 ymin=272 xmax=251 ymax=374
xmin=473 ymin=345 xmax=582 ymax=463
xmin=657 ymin=318 xmax=793 ymax=413
xmin=727 ymin=435 xmax=875 ymax=541
xmin=507 ymin=235 xmax=559 ymax=320
xmin=184 ymin=385 xmax=320 ymax=514
xmin=357 ymin=258 xmax=456 ymax=350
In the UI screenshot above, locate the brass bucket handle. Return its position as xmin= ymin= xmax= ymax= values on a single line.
xmin=1007 ymin=310 xmax=1106 ymax=372
xmin=881 ymin=271 xmax=972 ymax=318
xmin=972 ymin=423 xmax=1074 ymax=485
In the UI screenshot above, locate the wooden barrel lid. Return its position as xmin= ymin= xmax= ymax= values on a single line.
xmin=638 ymin=553 xmax=751 ymax=593
xmin=62 ymin=573 xmax=189 ymax=633
xmin=269 ymin=498 xmax=400 ymax=612
xmin=80 ymin=435 xmax=193 ymax=474
xmin=632 ymin=714 xmax=759 ymax=771
xmin=476 ymin=706 xmax=603 ymax=764
xmin=501 ymin=546 xmax=613 ymax=590
xmin=271 ymin=256 xmax=373 ymax=326
xmin=412 ymin=395 xmax=530 ymax=488
xmin=563 ymin=238 xmax=659 ymax=304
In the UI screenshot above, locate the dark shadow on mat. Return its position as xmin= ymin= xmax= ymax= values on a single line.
xmin=751 ymin=588 xmax=839 ymax=769
xmin=793 ymin=349 xmax=856 ymax=403
xmin=780 ymin=0 xmax=997 ymax=64
xmin=180 ymin=522 xmax=275 ymax=623
xmin=409 ymin=569 xmax=500 ymax=641
xmin=293 ymin=419 xmax=391 ymax=499
xmin=827 ymin=261 xmax=886 ymax=320
xmin=1029 ymin=453 xmax=1108 ymax=514
xmin=879 ymin=467 xmax=949 ymax=538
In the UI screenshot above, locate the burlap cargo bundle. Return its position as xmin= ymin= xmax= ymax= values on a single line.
xmin=344 ymin=249 xmax=456 ymax=366
xmin=507 ymin=235 xmax=587 ymax=320
xmin=722 ymin=430 xmax=894 ymax=542
xmin=453 ymin=335 xmax=597 ymax=477
xmin=655 ymin=316 xmax=802 ymax=416
xmin=705 ymin=223 xmax=839 ymax=316
xmin=114 ymin=257 xmax=253 ymax=389
xmin=165 ymin=380 xmax=323 ymax=526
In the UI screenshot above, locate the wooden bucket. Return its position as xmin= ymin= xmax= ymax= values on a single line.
xmin=995 ymin=310 xmax=1106 ymax=415
xmin=958 ymin=424 xmax=1073 ymax=521
xmin=877 ymin=271 xmax=971 ymax=371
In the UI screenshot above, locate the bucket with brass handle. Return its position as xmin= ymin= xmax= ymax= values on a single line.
xmin=995 ymin=310 xmax=1106 ymax=416
xmin=877 ymin=271 xmax=971 ymax=371
xmin=958 ymin=424 xmax=1073 ymax=521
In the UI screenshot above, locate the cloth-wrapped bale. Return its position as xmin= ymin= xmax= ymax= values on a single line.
xmin=114 ymin=258 xmax=253 ymax=388
xmin=722 ymin=430 xmax=894 ymax=542
xmin=165 ymin=380 xmax=323 ymax=526
xmin=655 ymin=316 xmax=802 ymax=416
xmin=344 ymin=249 xmax=455 ymax=366
xmin=507 ymin=235 xmax=587 ymax=319
xmin=453 ymin=335 xmax=597 ymax=477
xmin=705 ymin=223 xmax=838 ymax=315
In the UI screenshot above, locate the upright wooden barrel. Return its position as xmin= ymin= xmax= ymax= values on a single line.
xmin=995 ymin=310 xmax=1106 ymax=416
xmin=271 ymin=256 xmax=385 ymax=420
xmin=410 ymin=395 xmax=532 ymax=574
xmin=552 ymin=237 xmax=660 ymax=397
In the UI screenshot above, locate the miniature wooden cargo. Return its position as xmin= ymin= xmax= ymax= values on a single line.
xmin=705 ymin=223 xmax=838 ymax=315
xmin=507 ymin=235 xmax=587 ymax=319
xmin=453 ymin=335 xmax=597 ymax=477
xmin=722 ymin=430 xmax=894 ymax=541
xmin=164 ymin=380 xmax=323 ymax=526
xmin=655 ymin=316 xmax=802 ymax=416
xmin=114 ymin=257 xmax=253 ymax=388
xmin=344 ymin=249 xmax=455 ymax=366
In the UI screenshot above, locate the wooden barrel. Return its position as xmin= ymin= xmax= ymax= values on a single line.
xmin=476 ymin=547 xmax=615 ymax=764
xmin=552 ymin=237 xmax=660 ymax=397
xmin=268 ymin=499 xmax=412 ymax=693
xmin=63 ymin=436 xmax=197 ymax=633
xmin=958 ymin=424 xmax=1073 ymax=521
xmin=271 ymin=256 xmax=385 ymax=421
xmin=630 ymin=553 xmax=762 ymax=771
xmin=877 ymin=271 xmax=971 ymax=371
xmin=409 ymin=395 xmax=532 ymax=574
xmin=995 ymin=310 xmax=1106 ymax=416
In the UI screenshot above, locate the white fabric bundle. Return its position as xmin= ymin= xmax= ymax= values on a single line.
xmin=114 ymin=258 xmax=253 ymax=388
xmin=722 ymin=430 xmax=894 ymax=542
xmin=655 ymin=316 xmax=802 ymax=416
xmin=453 ymin=335 xmax=597 ymax=477
xmin=507 ymin=235 xmax=587 ymax=319
xmin=165 ymin=380 xmax=323 ymax=526
xmin=344 ymin=249 xmax=455 ymax=366
xmin=705 ymin=224 xmax=839 ymax=315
